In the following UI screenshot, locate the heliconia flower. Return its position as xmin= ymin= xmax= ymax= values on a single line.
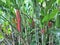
xmin=15 ymin=9 xmax=21 ymax=32
xmin=41 ymin=29 xmax=45 ymax=34
xmin=48 ymin=22 xmax=52 ymax=28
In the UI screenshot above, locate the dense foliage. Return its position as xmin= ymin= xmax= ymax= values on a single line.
xmin=0 ymin=0 xmax=60 ymax=45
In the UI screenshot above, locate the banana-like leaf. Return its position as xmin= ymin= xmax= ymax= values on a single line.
xmin=42 ymin=9 xmax=58 ymax=23
xmin=1 ymin=0 xmax=6 ymax=3
xmin=57 ymin=0 xmax=60 ymax=4
xmin=38 ymin=0 xmax=44 ymax=3
xmin=56 ymin=15 xmax=60 ymax=28
xmin=49 ymin=9 xmax=58 ymax=19
xmin=46 ymin=0 xmax=56 ymax=12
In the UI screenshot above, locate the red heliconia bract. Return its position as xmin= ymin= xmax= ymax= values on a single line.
xmin=16 ymin=9 xmax=21 ymax=32
xmin=48 ymin=22 xmax=52 ymax=28
xmin=41 ymin=29 xmax=45 ymax=34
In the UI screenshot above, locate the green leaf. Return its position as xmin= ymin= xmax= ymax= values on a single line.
xmin=1 ymin=0 xmax=6 ymax=3
xmin=46 ymin=0 xmax=56 ymax=12
xmin=7 ymin=28 xmax=11 ymax=35
xmin=38 ymin=0 xmax=44 ymax=3
xmin=50 ymin=30 xmax=60 ymax=34
xmin=0 ymin=9 xmax=3 ymax=15
xmin=41 ymin=8 xmax=45 ymax=16
xmin=56 ymin=15 xmax=60 ymax=28
xmin=0 ymin=33 xmax=4 ymax=40
xmin=42 ymin=14 xmax=49 ymax=23
xmin=57 ymin=0 xmax=60 ymax=4
xmin=6 ymin=0 xmax=11 ymax=7
xmin=42 ymin=9 xmax=58 ymax=23
xmin=30 ymin=42 xmax=36 ymax=45
xmin=49 ymin=9 xmax=58 ymax=19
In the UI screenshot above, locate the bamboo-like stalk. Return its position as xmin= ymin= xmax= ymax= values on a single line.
xmin=41 ymin=33 xmax=44 ymax=45
xmin=52 ymin=35 xmax=53 ymax=45
xmin=23 ymin=16 xmax=29 ymax=45
xmin=10 ymin=24 xmax=15 ymax=45
xmin=18 ymin=35 xmax=21 ymax=45
xmin=12 ymin=32 xmax=15 ymax=45
xmin=49 ymin=34 xmax=53 ymax=45
xmin=35 ymin=28 xmax=39 ymax=45
xmin=25 ymin=27 xmax=29 ymax=45
xmin=32 ymin=0 xmax=40 ymax=45
xmin=4 ymin=38 xmax=11 ymax=45
xmin=49 ymin=34 xmax=50 ymax=45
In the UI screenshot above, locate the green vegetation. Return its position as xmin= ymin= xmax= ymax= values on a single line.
xmin=0 ymin=0 xmax=60 ymax=45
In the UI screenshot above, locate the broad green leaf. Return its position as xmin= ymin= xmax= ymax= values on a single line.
xmin=42 ymin=9 xmax=58 ymax=23
xmin=6 ymin=0 xmax=11 ymax=7
xmin=57 ymin=0 xmax=60 ymax=4
xmin=38 ymin=0 xmax=44 ymax=3
xmin=1 ymin=0 xmax=6 ymax=3
xmin=41 ymin=8 xmax=45 ymax=16
xmin=49 ymin=9 xmax=58 ymax=19
xmin=42 ymin=15 xmax=49 ymax=23
xmin=46 ymin=0 xmax=56 ymax=12
xmin=56 ymin=15 xmax=60 ymax=28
